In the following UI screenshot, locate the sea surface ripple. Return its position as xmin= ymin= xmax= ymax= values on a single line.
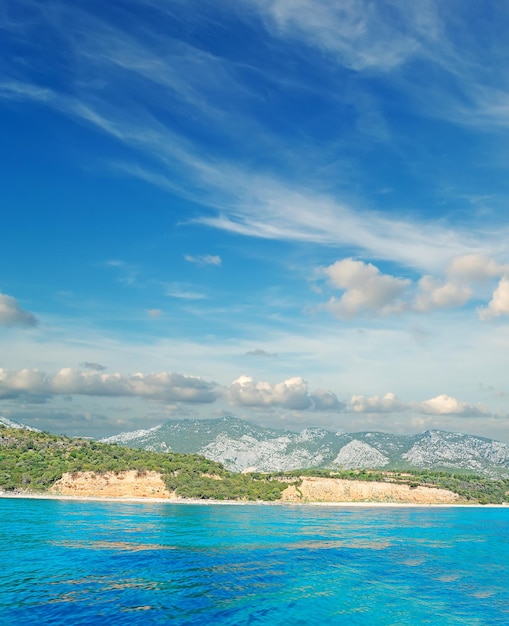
xmin=1 ymin=499 xmax=508 ymax=624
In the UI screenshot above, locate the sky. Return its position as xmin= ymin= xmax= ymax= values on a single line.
xmin=2 ymin=0 xmax=509 ymax=441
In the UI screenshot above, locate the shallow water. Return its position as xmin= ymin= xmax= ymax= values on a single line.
xmin=1 ymin=499 xmax=508 ymax=624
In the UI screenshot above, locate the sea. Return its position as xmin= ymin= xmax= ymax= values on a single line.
xmin=1 ymin=498 xmax=508 ymax=625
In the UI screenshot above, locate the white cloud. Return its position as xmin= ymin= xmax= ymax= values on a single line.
xmin=447 ymin=254 xmax=508 ymax=281
xmin=348 ymin=391 xmax=494 ymax=419
xmin=196 ymin=184 xmax=481 ymax=273
xmin=412 ymin=254 xmax=509 ymax=314
xmin=0 ymin=368 xmax=218 ymax=403
xmin=0 ymin=76 xmax=492 ymax=274
xmin=479 ymin=277 xmax=509 ymax=321
xmin=0 ymin=293 xmax=38 ymax=327
xmin=320 ymin=254 xmax=509 ymax=319
xmin=228 ymin=375 xmax=341 ymax=410
xmin=146 ymin=308 xmax=163 ymax=318
xmin=248 ymin=1 xmax=509 ymax=138
xmin=322 ymin=258 xmax=410 ymax=319
xmin=165 ymin=284 xmax=206 ymax=300
xmin=248 ymin=0 xmax=422 ymax=72
xmin=3 ymin=2 xmax=509 ymax=278
xmin=184 ymin=254 xmax=222 ymax=266
xmin=413 ymin=276 xmax=472 ymax=313
xmin=309 ymin=388 xmax=343 ymax=411
xmin=349 ymin=392 xmax=405 ymax=414
xmin=417 ymin=394 xmax=489 ymax=417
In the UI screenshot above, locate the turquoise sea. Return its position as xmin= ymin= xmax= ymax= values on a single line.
xmin=1 ymin=498 xmax=508 ymax=625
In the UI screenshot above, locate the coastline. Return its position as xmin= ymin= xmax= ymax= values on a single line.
xmin=1 ymin=491 xmax=508 ymax=508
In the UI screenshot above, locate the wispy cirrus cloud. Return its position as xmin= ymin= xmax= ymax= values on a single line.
xmin=247 ymin=0 xmax=509 ymax=130
xmin=244 ymin=0 xmax=427 ymax=72
xmin=184 ymin=254 xmax=222 ymax=267
xmin=165 ymin=283 xmax=206 ymax=300
xmin=2 ymin=2 xmax=508 ymax=276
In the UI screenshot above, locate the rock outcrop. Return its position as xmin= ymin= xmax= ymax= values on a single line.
xmin=50 ymin=470 xmax=174 ymax=499
xmin=49 ymin=471 xmax=464 ymax=504
xmin=101 ymin=416 xmax=509 ymax=477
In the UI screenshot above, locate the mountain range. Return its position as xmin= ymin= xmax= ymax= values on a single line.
xmin=0 ymin=416 xmax=40 ymax=432
xmin=101 ymin=416 xmax=509 ymax=477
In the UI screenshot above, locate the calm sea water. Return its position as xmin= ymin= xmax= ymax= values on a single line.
xmin=1 ymin=499 xmax=508 ymax=625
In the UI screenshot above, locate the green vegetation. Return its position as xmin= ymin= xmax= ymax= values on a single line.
xmin=0 ymin=427 xmax=287 ymax=501
xmin=2 ymin=427 xmax=509 ymax=503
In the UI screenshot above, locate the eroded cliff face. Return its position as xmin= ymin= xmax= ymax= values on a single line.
xmin=281 ymin=477 xmax=463 ymax=504
xmin=49 ymin=471 xmax=464 ymax=503
xmin=49 ymin=470 xmax=174 ymax=499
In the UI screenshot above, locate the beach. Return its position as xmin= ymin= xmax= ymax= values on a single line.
xmin=2 ymin=490 xmax=506 ymax=507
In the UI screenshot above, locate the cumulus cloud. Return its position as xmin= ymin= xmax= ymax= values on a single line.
xmin=184 ymin=254 xmax=222 ymax=266
xmin=479 ymin=277 xmax=509 ymax=321
xmin=349 ymin=392 xmax=405 ymax=414
xmin=0 ymin=293 xmax=38 ymax=327
xmin=346 ymin=391 xmax=493 ymax=419
xmin=0 ymin=368 xmax=218 ymax=403
xmin=311 ymin=388 xmax=344 ymax=411
xmin=417 ymin=394 xmax=489 ymax=417
xmin=447 ymin=254 xmax=508 ymax=281
xmin=413 ymin=276 xmax=472 ymax=312
xmin=413 ymin=254 xmax=509 ymax=314
xmin=320 ymin=254 xmax=509 ymax=320
xmin=322 ymin=258 xmax=410 ymax=319
xmin=228 ymin=375 xmax=342 ymax=411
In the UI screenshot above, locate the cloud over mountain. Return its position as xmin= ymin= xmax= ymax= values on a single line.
xmin=228 ymin=375 xmax=342 ymax=411
xmin=417 ymin=394 xmax=490 ymax=418
xmin=0 ymin=368 xmax=218 ymax=404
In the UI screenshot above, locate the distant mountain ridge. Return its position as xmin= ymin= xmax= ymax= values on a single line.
xmin=101 ymin=416 xmax=509 ymax=477
xmin=0 ymin=416 xmax=40 ymax=432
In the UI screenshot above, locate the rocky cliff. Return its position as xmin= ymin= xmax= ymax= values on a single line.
xmin=281 ymin=477 xmax=463 ymax=504
xmin=50 ymin=471 xmax=173 ymax=499
xmin=49 ymin=470 xmax=463 ymax=504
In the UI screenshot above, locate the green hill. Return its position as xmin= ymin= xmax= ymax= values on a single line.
xmin=2 ymin=425 xmax=509 ymax=504
xmin=0 ymin=426 xmax=286 ymax=501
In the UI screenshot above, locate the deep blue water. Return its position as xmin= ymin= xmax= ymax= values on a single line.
xmin=1 ymin=499 xmax=508 ymax=625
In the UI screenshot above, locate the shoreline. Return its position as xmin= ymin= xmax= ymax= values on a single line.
xmin=1 ymin=491 xmax=508 ymax=508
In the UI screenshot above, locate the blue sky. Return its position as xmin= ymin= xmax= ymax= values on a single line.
xmin=2 ymin=0 xmax=509 ymax=440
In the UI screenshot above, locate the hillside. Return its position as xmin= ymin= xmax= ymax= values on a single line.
xmin=2 ymin=423 xmax=509 ymax=504
xmin=0 ymin=426 xmax=286 ymax=501
xmin=102 ymin=416 xmax=509 ymax=477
